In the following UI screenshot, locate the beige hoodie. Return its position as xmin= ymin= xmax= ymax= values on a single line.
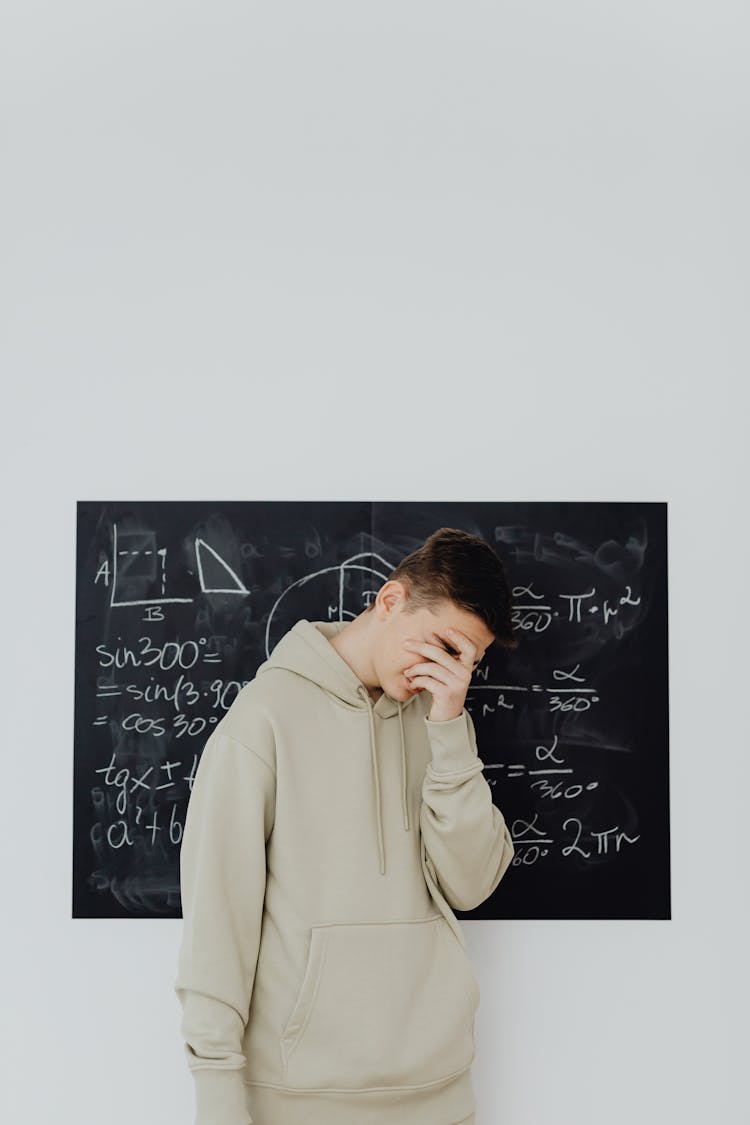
xmin=174 ymin=618 xmax=514 ymax=1125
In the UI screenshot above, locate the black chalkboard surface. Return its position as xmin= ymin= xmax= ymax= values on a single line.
xmin=72 ymin=501 xmax=669 ymax=920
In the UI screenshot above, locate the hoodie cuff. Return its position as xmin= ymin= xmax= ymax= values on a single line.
xmin=192 ymin=1067 xmax=252 ymax=1125
xmin=423 ymin=709 xmax=478 ymax=773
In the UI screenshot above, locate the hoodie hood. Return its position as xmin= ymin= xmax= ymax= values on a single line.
xmin=256 ymin=618 xmax=421 ymax=875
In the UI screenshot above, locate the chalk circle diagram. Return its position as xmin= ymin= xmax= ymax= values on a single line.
xmin=264 ymin=552 xmax=395 ymax=658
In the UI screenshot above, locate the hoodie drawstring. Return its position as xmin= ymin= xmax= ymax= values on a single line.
xmin=357 ymin=686 xmax=410 ymax=875
xmin=397 ymin=701 xmax=410 ymax=833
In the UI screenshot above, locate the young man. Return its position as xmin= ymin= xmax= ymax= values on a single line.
xmin=174 ymin=527 xmax=518 ymax=1125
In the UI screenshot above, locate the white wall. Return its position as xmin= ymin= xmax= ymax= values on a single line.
xmin=2 ymin=3 xmax=748 ymax=1123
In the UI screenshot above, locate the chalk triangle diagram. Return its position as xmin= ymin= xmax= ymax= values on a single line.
xmin=195 ymin=538 xmax=249 ymax=595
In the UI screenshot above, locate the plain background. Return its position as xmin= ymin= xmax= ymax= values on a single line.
xmin=2 ymin=3 xmax=748 ymax=1123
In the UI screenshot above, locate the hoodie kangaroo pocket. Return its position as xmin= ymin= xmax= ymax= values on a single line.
xmin=279 ymin=914 xmax=479 ymax=1090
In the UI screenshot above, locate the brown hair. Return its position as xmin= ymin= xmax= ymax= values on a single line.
xmin=368 ymin=526 xmax=519 ymax=651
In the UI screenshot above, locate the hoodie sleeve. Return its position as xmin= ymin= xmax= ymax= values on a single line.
xmin=174 ymin=725 xmax=276 ymax=1125
xmin=420 ymin=706 xmax=514 ymax=912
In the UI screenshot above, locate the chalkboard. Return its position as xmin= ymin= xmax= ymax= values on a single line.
xmin=72 ymin=501 xmax=669 ymax=920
